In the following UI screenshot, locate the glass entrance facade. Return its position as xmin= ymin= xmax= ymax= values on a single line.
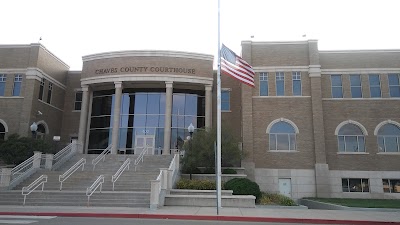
xmin=88 ymin=88 xmax=205 ymax=154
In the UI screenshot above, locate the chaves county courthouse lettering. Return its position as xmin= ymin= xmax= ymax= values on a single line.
xmin=0 ymin=40 xmax=399 ymax=200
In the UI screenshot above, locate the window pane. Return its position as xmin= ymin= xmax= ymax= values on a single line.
xmin=332 ymin=87 xmax=343 ymax=98
xmin=74 ymin=102 xmax=82 ymax=110
xmin=350 ymin=75 xmax=361 ymax=86
xmin=0 ymin=82 xmax=5 ymax=96
xmin=342 ymin=179 xmax=349 ymax=192
xmin=338 ymin=136 xmax=345 ymax=152
xmin=392 ymin=180 xmax=400 ymax=193
xmin=135 ymin=94 xmax=147 ymax=114
xmin=146 ymin=93 xmax=160 ymax=114
xmin=351 ymin=87 xmax=362 ymax=98
xmin=12 ymin=82 xmax=21 ymax=96
xmin=146 ymin=115 xmax=159 ymax=127
xmin=276 ymin=134 xmax=289 ymax=150
xmin=370 ymin=87 xmax=381 ymax=98
xmin=221 ymin=91 xmax=230 ymax=101
xmin=361 ymin=179 xmax=370 ymax=192
xmin=133 ymin=115 xmax=146 ymax=127
xmin=276 ymin=81 xmax=284 ymax=96
xmin=289 ymin=134 xmax=296 ymax=150
xmin=378 ymin=124 xmax=400 ymax=135
xmin=338 ymin=124 xmax=364 ymax=135
xmin=270 ymin=121 xmax=295 ymax=133
xmin=293 ymin=80 xmax=301 ymax=96
xmin=389 ymin=86 xmax=400 ymax=97
xmin=383 ymin=179 xmax=390 ymax=193
xmin=185 ymin=94 xmax=197 ymax=116
xmin=260 ymin=81 xmax=268 ymax=96
xmin=331 ymin=75 xmax=342 ymax=86
xmin=358 ymin=136 xmax=365 ymax=152
xmin=384 ymin=136 xmax=398 ymax=152
xmin=378 ymin=136 xmax=385 ymax=152
xmin=349 ymin=179 xmax=362 ymax=192
xmin=221 ymin=102 xmax=230 ymax=111
xmin=345 ymin=136 xmax=359 ymax=152
xmin=369 ymin=74 xmax=380 ymax=85
xmin=269 ymin=134 xmax=276 ymax=150
xmin=388 ymin=74 xmax=399 ymax=85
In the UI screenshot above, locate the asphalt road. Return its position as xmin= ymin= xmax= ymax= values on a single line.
xmin=0 ymin=216 xmax=344 ymax=225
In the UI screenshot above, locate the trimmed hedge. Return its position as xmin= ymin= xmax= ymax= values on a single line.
xmin=259 ymin=192 xmax=296 ymax=206
xmin=224 ymin=178 xmax=261 ymax=202
xmin=176 ymin=179 xmax=223 ymax=190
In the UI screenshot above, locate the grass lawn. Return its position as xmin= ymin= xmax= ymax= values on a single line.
xmin=307 ymin=198 xmax=400 ymax=208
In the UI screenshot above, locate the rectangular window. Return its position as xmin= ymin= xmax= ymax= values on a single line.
xmin=369 ymin=74 xmax=381 ymax=98
xmin=38 ymin=78 xmax=45 ymax=100
xmin=342 ymin=178 xmax=369 ymax=192
xmin=331 ymin=75 xmax=343 ymax=98
xmin=276 ymin=72 xmax=284 ymax=96
xmin=221 ymin=90 xmax=230 ymax=111
xmin=388 ymin=74 xmax=400 ymax=97
xmin=47 ymin=82 xmax=53 ymax=104
xmin=383 ymin=179 xmax=400 ymax=193
xmin=259 ymin=72 xmax=268 ymax=96
xmin=350 ymin=74 xmax=362 ymax=98
xmin=74 ymin=91 xmax=83 ymax=110
xmin=292 ymin=72 xmax=301 ymax=96
xmin=12 ymin=74 xmax=22 ymax=96
xmin=0 ymin=74 xmax=6 ymax=96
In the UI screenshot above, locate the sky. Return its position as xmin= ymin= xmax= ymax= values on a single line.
xmin=1 ymin=0 xmax=400 ymax=70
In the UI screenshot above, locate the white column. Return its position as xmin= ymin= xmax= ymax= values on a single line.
xmin=111 ymin=81 xmax=123 ymax=154
xmin=77 ymin=85 xmax=89 ymax=153
xmin=205 ymin=85 xmax=213 ymax=129
xmin=163 ymin=81 xmax=173 ymax=155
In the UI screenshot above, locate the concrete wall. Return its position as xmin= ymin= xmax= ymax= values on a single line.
xmin=329 ymin=170 xmax=400 ymax=199
xmin=255 ymin=168 xmax=316 ymax=199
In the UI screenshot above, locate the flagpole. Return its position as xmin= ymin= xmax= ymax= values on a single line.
xmin=216 ymin=0 xmax=222 ymax=213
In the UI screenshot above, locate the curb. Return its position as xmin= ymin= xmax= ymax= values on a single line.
xmin=0 ymin=212 xmax=399 ymax=225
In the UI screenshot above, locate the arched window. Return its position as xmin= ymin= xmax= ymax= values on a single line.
xmin=268 ymin=121 xmax=297 ymax=151
xmin=377 ymin=124 xmax=400 ymax=152
xmin=0 ymin=119 xmax=8 ymax=141
xmin=337 ymin=123 xmax=365 ymax=152
xmin=0 ymin=123 xmax=6 ymax=140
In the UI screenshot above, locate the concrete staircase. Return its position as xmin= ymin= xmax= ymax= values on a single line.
xmin=0 ymin=153 xmax=173 ymax=207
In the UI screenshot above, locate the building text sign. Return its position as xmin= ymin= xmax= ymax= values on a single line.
xmin=95 ymin=66 xmax=196 ymax=75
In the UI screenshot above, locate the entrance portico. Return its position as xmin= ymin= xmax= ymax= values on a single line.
xmin=77 ymin=50 xmax=214 ymax=155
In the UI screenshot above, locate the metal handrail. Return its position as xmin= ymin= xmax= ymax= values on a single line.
xmin=134 ymin=145 xmax=149 ymax=171
xmin=22 ymin=175 xmax=48 ymax=205
xmin=10 ymin=155 xmax=35 ymax=184
xmin=111 ymin=158 xmax=131 ymax=191
xmin=52 ymin=143 xmax=74 ymax=170
xmin=92 ymin=145 xmax=112 ymax=171
xmin=59 ymin=158 xmax=86 ymax=190
xmin=86 ymin=175 xmax=104 ymax=206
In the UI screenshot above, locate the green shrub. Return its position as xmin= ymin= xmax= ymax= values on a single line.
xmin=259 ymin=192 xmax=297 ymax=206
xmin=224 ymin=178 xmax=261 ymax=202
xmin=176 ymin=179 xmax=221 ymax=190
xmin=222 ymin=168 xmax=237 ymax=174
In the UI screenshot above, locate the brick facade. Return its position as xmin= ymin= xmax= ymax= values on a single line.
xmin=1 ymin=41 xmax=399 ymax=200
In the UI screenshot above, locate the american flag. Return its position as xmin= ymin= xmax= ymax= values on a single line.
xmin=220 ymin=44 xmax=255 ymax=87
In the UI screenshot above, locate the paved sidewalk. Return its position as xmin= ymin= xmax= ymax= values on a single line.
xmin=0 ymin=205 xmax=399 ymax=224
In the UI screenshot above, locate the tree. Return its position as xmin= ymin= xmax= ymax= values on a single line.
xmin=181 ymin=125 xmax=242 ymax=177
xmin=0 ymin=133 xmax=54 ymax=165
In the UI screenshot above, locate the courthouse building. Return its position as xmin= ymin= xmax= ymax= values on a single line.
xmin=0 ymin=40 xmax=399 ymax=199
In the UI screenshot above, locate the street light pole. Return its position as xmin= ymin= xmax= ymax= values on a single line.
xmin=30 ymin=122 xmax=38 ymax=139
xmin=187 ymin=123 xmax=194 ymax=180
